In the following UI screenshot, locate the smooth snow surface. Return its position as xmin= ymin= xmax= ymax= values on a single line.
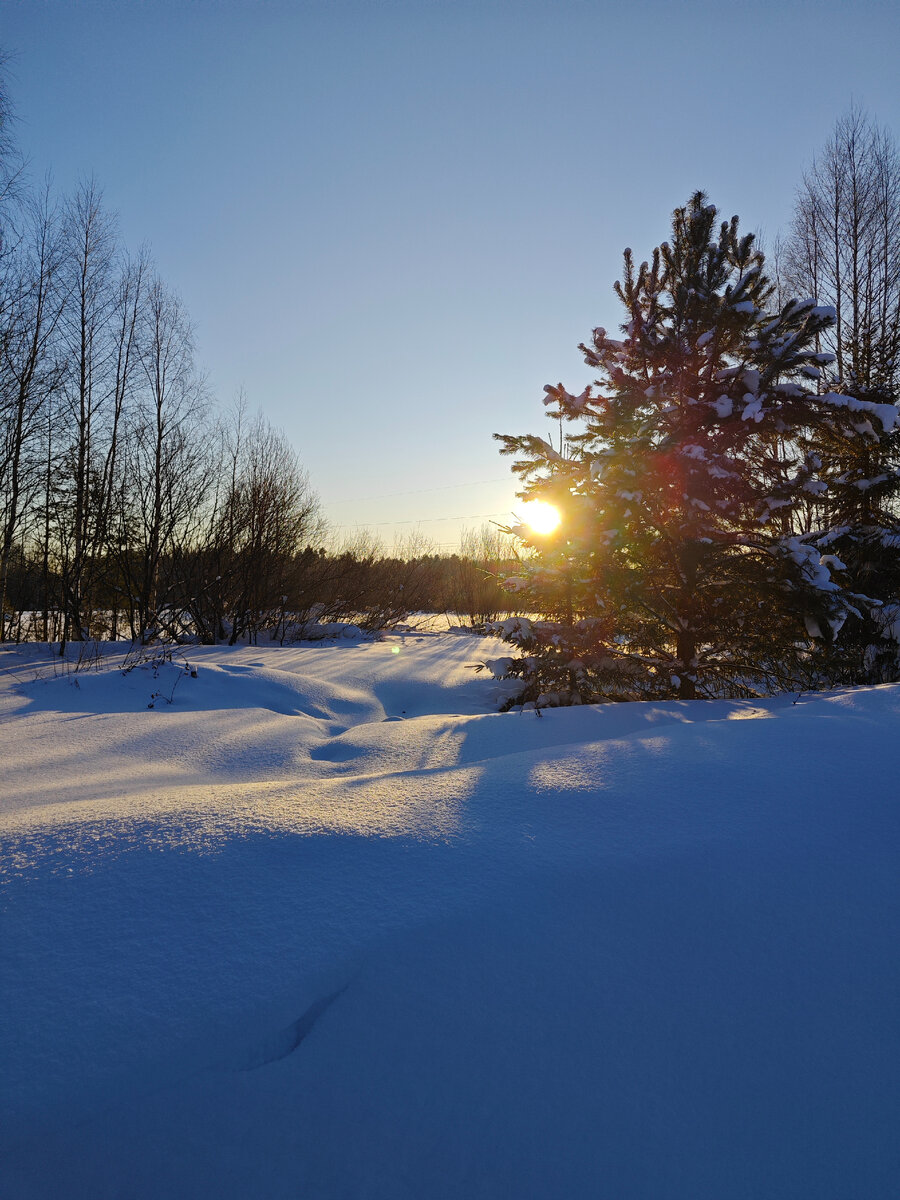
xmin=2 ymin=634 xmax=898 ymax=1198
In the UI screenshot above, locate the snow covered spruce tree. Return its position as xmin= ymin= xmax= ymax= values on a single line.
xmin=783 ymin=111 xmax=900 ymax=684
xmin=492 ymin=192 xmax=900 ymax=705
xmin=803 ymin=382 xmax=900 ymax=683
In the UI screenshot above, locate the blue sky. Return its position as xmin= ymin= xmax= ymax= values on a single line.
xmin=4 ymin=0 xmax=899 ymax=548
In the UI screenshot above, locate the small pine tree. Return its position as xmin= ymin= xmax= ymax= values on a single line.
xmin=493 ymin=193 xmax=900 ymax=705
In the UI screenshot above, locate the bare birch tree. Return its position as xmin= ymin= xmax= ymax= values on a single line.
xmin=785 ymin=107 xmax=900 ymax=393
xmin=122 ymin=276 xmax=209 ymax=641
xmin=56 ymin=180 xmax=118 ymax=643
xmin=0 ymin=185 xmax=66 ymax=639
xmin=180 ymin=402 xmax=323 ymax=643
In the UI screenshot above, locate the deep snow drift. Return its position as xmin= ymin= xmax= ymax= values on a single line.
xmin=1 ymin=632 xmax=898 ymax=1198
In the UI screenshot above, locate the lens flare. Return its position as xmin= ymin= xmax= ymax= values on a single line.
xmin=519 ymin=500 xmax=561 ymax=535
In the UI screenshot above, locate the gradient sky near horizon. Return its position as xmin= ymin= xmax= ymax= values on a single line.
xmin=4 ymin=0 xmax=899 ymax=548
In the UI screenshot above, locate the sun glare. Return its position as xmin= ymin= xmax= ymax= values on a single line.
xmin=519 ymin=499 xmax=562 ymax=536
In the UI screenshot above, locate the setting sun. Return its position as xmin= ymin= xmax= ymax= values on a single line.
xmin=519 ymin=499 xmax=562 ymax=536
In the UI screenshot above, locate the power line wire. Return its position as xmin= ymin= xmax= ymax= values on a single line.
xmin=333 ymin=510 xmax=511 ymax=529
xmin=325 ymin=477 xmax=510 ymax=506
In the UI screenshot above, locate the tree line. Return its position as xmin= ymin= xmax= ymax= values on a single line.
xmin=493 ymin=109 xmax=900 ymax=704
xmin=0 ymin=67 xmax=519 ymax=646
xmin=0 ymin=169 xmax=323 ymax=646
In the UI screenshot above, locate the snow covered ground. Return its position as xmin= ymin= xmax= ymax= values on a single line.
xmin=1 ymin=631 xmax=898 ymax=1199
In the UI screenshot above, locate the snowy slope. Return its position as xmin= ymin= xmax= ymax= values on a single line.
xmin=1 ymin=633 xmax=898 ymax=1198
